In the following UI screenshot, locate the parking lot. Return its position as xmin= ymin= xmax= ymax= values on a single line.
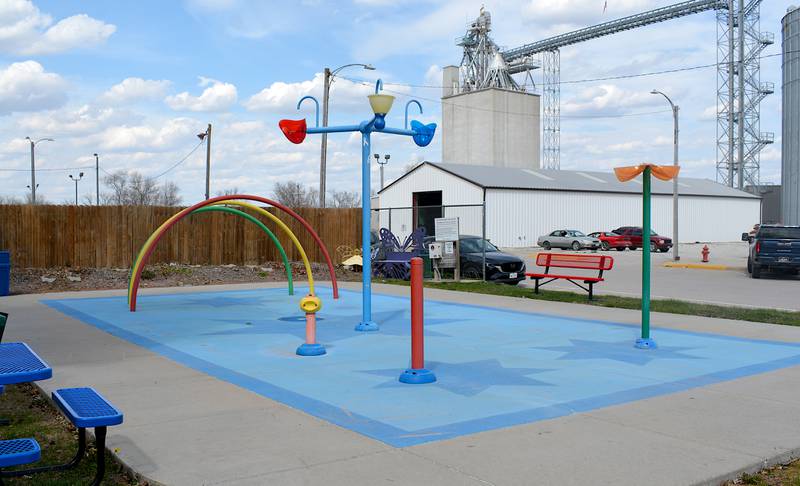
xmin=506 ymin=242 xmax=800 ymax=311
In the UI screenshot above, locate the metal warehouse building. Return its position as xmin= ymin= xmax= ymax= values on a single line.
xmin=376 ymin=162 xmax=761 ymax=247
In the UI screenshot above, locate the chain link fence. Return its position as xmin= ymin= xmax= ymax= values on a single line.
xmin=371 ymin=204 xmax=487 ymax=280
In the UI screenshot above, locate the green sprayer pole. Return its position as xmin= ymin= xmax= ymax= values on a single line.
xmin=641 ymin=166 xmax=651 ymax=340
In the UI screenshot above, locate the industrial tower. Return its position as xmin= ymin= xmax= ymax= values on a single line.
xmin=455 ymin=1 xmax=772 ymax=188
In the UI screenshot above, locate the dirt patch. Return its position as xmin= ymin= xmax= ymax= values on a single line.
xmin=9 ymin=262 xmax=361 ymax=295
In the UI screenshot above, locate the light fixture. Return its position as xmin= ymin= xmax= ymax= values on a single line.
xmin=368 ymin=93 xmax=395 ymax=117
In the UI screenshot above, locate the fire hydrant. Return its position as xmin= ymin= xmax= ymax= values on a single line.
xmin=701 ymin=245 xmax=710 ymax=263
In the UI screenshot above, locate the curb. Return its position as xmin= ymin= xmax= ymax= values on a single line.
xmin=662 ymin=262 xmax=743 ymax=271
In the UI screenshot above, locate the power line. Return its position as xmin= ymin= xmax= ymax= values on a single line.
xmin=340 ymin=51 xmax=786 ymax=90
xmin=151 ymin=140 xmax=205 ymax=179
xmin=345 ymin=79 xmax=672 ymax=119
xmin=0 ymin=165 xmax=94 ymax=172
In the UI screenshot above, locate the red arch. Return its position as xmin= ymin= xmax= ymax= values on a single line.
xmin=130 ymin=195 xmax=339 ymax=311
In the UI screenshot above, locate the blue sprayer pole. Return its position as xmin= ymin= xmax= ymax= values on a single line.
xmin=356 ymin=131 xmax=379 ymax=331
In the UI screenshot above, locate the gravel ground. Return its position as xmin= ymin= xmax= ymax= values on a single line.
xmin=8 ymin=261 xmax=361 ymax=295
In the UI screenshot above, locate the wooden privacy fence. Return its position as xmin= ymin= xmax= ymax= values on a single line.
xmin=0 ymin=205 xmax=362 ymax=268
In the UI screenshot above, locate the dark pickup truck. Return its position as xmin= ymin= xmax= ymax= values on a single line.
xmin=742 ymin=225 xmax=800 ymax=279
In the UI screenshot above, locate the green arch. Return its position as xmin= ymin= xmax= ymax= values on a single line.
xmin=192 ymin=205 xmax=293 ymax=295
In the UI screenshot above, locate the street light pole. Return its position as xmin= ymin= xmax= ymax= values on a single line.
xmin=319 ymin=63 xmax=376 ymax=207
xmin=69 ymin=172 xmax=84 ymax=205
xmin=25 ymin=136 xmax=54 ymax=205
xmin=374 ymin=153 xmax=390 ymax=190
xmin=650 ymin=90 xmax=680 ymax=261
xmin=94 ymin=153 xmax=100 ymax=205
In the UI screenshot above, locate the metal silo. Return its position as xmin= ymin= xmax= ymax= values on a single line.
xmin=783 ymin=5 xmax=800 ymax=225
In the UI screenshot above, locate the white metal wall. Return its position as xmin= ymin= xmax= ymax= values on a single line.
xmin=486 ymin=189 xmax=761 ymax=247
xmin=377 ymin=164 xmax=484 ymax=239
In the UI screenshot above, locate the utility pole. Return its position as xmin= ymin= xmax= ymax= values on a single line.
xmin=29 ymin=140 xmax=35 ymax=204
xmin=374 ymin=153 xmax=390 ymax=190
xmin=94 ymin=153 xmax=100 ymax=205
xmin=320 ymin=68 xmax=331 ymax=208
xmin=69 ymin=172 xmax=84 ymax=205
xmin=198 ymin=124 xmax=212 ymax=199
xmin=25 ymin=136 xmax=54 ymax=205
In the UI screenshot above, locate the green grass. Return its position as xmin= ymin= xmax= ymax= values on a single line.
xmin=0 ymin=384 xmax=137 ymax=485
xmin=724 ymin=462 xmax=800 ymax=485
xmin=377 ymin=279 xmax=800 ymax=327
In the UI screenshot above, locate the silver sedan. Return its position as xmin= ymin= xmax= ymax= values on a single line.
xmin=537 ymin=230 xmax=601 ymax=251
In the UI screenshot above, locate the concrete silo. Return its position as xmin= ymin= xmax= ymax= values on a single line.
xmin=784 ymin=5 xmax=800 ymax=225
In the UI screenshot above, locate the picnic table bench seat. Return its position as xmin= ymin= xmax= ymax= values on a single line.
xmin=0 ymin=438 xmax=41 ymax=470
xmin=1 ymin=387 xmax=123 ymax=486
xmin=525 ymin=253 xmax=615 ymax=300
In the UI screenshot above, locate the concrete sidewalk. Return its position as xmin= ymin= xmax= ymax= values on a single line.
xmin=3 ymin=282 xmax=800 ymax=485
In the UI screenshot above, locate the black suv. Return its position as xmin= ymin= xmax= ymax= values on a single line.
xmin=743 ymin=225 xmax=800 ymax=278
xmin=423 ymin=235 xmax=526 ymax=285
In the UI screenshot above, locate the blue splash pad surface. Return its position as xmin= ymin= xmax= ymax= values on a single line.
xmin=45 ymin=287 xmax=800 ymax=447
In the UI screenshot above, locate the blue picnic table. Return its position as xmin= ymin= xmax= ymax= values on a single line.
xmin=0 ymin=342 xmax=52 ymax=385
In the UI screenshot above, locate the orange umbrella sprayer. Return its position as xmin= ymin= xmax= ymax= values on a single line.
xmin=613 ymin=164 xmax=680 ymax=350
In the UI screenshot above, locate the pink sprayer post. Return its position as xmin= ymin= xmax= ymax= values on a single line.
xmin=305 ymin=313 xmax=316 ymax=344
xmin=399 ymin=257 xmax=437 ymax=384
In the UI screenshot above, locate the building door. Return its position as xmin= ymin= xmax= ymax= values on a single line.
xmin=412 ymin=191 xmax=442 ymax=237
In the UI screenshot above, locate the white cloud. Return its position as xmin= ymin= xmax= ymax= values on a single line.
xmin=92 ymin=117 xmax=201 ymax=151
xmin=562 ymin=84 xmax=660 ymax=115
xmin=100 ymin=78 xmax=172 ymax=104
xmin=245 ymin=72 xmax=372 ymax=113
xmin=165 ymin=77 xmax=237 ymax=112
xmin=0 ymin=61 xmax=67 ymax=115
xmin=0 ymin=1 xmax=115 ymax=55
xmin=424 ymin=64 xmax=443 ymax=87
xmin=700 ymin=105 xmax=717 ymax=121
xmin=17 ymin=103 xmax=128 ymax=136
xmin=521 ymin=0 xmax=656 ymax=27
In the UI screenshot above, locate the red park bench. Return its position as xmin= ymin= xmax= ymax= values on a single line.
xmin=525 ymin=253 xmax=614 ymax=300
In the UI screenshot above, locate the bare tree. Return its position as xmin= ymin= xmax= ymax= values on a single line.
xmin=215 ymin=187 xmax=241 ymax=197
xmin=158 ymin=181 xmax=182 ymax=206
xmin=328 ymin=190 xmax=361 ymax=208
xmin=24 ymin=192 xmax=48 ymax=205
xmin=272 ymin=181 xmax=318 ymax=207
xmin=81 ymin=194 xmax=96 ymax=205
xmin=102 ymin=171 xmax=130 ymax=205
xmin=127 ymin=172 xmax=159 ymax=205
xmin=0 ymin=195 xmax=22 ymax=204
xmin=101 ymin=170 xmax=182 ymax=206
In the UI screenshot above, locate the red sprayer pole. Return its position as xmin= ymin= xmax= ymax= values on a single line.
xmin=399 ymin=257 xmax=437 ymax=384
xmin=411 ymin=257 xmax=424 ymax=369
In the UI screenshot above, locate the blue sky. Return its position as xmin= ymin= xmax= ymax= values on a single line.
xmin=0 ymin=0 xmax=790 ymax=204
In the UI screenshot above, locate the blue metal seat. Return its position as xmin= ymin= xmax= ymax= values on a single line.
xmin=0 ymin=438 xmax=40 ymax=469
xmin=53 ymin=388 xmax=123 ymax=428
xmin=2 ymin=388 xmax=123 ymax=486
xmin=0 ymin=343 xmax=52 ymax=385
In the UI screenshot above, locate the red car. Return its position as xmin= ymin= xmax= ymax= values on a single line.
xmin=588 ymin=232 xmax=632 ymax=251
xmin=612 ymin=226 xmax=673 ymax=252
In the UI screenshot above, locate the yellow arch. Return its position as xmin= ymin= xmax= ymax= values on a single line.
xmin=209 ymin=201 xmax=315 ymax=294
